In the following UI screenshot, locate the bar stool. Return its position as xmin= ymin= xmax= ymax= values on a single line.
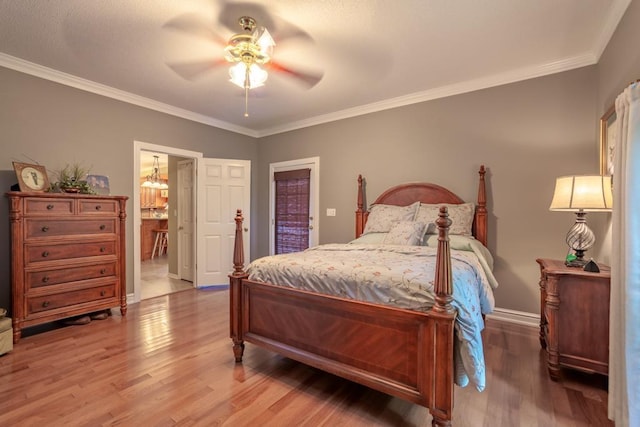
xmin=151 ymin=228 xmax=168 ymax=258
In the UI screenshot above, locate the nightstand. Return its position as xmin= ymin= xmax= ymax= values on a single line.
xmin=536 ymin=258 xmax=610 ymax=380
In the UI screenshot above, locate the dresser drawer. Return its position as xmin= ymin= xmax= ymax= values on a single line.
xmin=27 ymin=284 xmax=116 ymax=314
xmin=26 ymin=218 xmax=116 ymax=238
xmin=24 ymin=198 xmax=74 ymax=215
xmin=26 ymin=241 xmax=116 ymax=264
xmin=27 ymin=262 xmax=117 ymax=289
xmin=79 ymin=199 xmax=118 ymax=215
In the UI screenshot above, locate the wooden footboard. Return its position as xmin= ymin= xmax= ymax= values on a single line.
xmin=230 ymin=207 xmax=457 ymax=426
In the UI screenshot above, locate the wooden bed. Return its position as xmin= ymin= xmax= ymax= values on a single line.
xmin=229 ymin=165 xmax=487 ymax=426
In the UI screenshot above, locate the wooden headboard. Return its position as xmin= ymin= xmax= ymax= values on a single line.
xmin=355 ymin=165 xmax=488 ymax=246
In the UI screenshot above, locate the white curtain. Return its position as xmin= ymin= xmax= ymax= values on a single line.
xmin=609 ymin=81 xmax=640 ymax=426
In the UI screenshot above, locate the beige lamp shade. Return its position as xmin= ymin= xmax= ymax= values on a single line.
xmin=549 ymin=175 xmax=613 ymax=212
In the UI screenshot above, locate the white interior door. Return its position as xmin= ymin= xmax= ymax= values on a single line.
xmin=177 ymin=159 xmax=195 ymax=282
xmin=196 ymin=158 xmax=251 ymax=287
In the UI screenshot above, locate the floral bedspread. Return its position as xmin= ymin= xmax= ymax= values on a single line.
xmin=246 ymin=243 xmax=497 ymax=391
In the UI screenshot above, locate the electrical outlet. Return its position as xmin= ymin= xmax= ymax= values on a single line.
xmin=326 ymin=208 xmax=336 ymax=217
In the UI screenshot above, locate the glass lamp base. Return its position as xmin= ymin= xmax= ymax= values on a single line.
xmin=565 ymin=258 xmax=588 ymax=268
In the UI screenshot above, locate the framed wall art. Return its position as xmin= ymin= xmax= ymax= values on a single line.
xmin=12 ymin=162 xmax=50 ymax=192
xmin=600 ymin=104 xmax=616 ymax=176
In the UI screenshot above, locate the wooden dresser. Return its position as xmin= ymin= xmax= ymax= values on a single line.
xmin=7 ymin=192 xmax=128 ymax=343
xmin=536 ymin=258 xmax=610 ymax=380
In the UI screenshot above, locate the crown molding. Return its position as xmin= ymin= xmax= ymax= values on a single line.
xmin=0 ymin=53 xmax=259 ymax=138
xmin=257 ymin=52 xmax=598 ymax=137
xmin=0 ymin=45 xmax=607 ymax=139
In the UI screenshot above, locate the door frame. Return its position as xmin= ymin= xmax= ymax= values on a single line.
xmin=133 ymin=141 xmax=202 ymax=303
xmin=177 ymin=159 xmax=195 ymax=282
xmin=269 ymin=157 xmax=320 ymax=255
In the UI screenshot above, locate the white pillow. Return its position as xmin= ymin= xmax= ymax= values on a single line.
xmin=363 ymin=202 xmax=419 ymax=234
xmin=414 ymin=202 xmax=475 ymax=236
xmin=383 ymin=221 xmax=427 ymax=246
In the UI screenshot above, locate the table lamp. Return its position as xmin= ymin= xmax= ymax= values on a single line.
xmin=549 ymin=175 xmax=613 ymax=267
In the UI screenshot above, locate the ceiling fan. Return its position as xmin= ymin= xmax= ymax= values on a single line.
xmin=164 ymin=5 xmax=323 ymax=117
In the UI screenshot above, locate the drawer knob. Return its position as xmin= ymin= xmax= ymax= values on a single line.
xmin=95 ymin=205 xmax=102 ymax=210
xmin=41 ymin=226 xmax=49 ymax=232
xmin=46 ymin=204 xmax=54 ymax=210
xmin=100 ymin=247 xmax=106 ymax=252
xmin=100 ymin=268 xmax=106 ymax=274
xmin=42 ymin=301 xmax=50 ymax=307
xmin=42 ymin=276 xmax=49 ymax=283
xmin=100 ymin=290 xmax=106 ymax=296
xmin=42 ymin=251 xmax=49 ymax=258
xmin=100 ymin=224 xmax=106 ymax=230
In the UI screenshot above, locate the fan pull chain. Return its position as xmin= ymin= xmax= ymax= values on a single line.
xmin=244 ymin=66 xmax=250 ymax=117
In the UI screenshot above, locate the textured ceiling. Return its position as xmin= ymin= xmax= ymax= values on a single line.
xmin=0 ymin=0 xmax=631 ymax=137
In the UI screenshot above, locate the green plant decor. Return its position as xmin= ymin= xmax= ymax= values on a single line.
xmin=50 ymin=163 xmax=95 ymax=194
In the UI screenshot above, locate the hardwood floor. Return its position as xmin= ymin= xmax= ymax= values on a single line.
xmin=0 ymin=289 xmax=611 ymax=426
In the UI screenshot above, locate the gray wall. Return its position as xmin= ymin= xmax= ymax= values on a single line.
xmin=594 ymin=0 xmax=640 ymax=263
xmin=257 ymin=67 xmax=599 ymax=315
xmin=598 ymin=0 xmax=640 ymax=115
xmin=0 ymin=66 xmax=258 ymax=312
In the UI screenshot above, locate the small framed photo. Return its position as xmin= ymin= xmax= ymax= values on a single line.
xmin=86 ymin=174 xmax=110 ymax=195
xmin=13 ymin=162 xmax=50 ymax=192
xmin=600 ymin=104 xmax=616 ymax=176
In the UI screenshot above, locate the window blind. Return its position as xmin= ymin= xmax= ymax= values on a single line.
xmin=274 ymin=168 xmax=311 ymax=254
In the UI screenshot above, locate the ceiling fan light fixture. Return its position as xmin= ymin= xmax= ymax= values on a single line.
xmin=223 ymin=16 xmax=276 ymax=117
xmin=229 ymin=62 xmax=267 ymax=89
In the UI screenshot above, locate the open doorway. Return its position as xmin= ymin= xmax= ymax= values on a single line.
xmin=133 ymin=142 xmax=201 ymax=303
xmin=139 ymin=152 xmax=195 ymax=300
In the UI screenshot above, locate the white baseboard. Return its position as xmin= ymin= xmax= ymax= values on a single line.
xmin=487 ymin=307 xmax=539 ymax=328
xmin=168 ymin=273 xmax=179 ymax=280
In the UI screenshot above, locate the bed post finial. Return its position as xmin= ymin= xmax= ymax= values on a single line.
xmin=474 ymin=165 xmax=488 ymax=247
xmin=355 ymin=174 xmax=366 ymax=238
xmin=433 ymin=207 xmax=454 ymax=313
xmin=232 ymin=209 xmax=245 ymax=275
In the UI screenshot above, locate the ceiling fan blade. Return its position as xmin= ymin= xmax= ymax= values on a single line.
xmin=167 ymin=58 xmax=227 ymax=81
xmin=268 ymin=61 xmax=323 ymax=89
xmin=163 ymin=13 xmax=227 ymax=46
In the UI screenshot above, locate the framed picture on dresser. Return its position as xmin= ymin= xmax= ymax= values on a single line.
xmin=86 ymin=174 xmax=110 ymax=195
xmin=12 ymin=162 xmax=50 ymax=192
xmin=600 ymin=104 xmax=616 ymax=176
